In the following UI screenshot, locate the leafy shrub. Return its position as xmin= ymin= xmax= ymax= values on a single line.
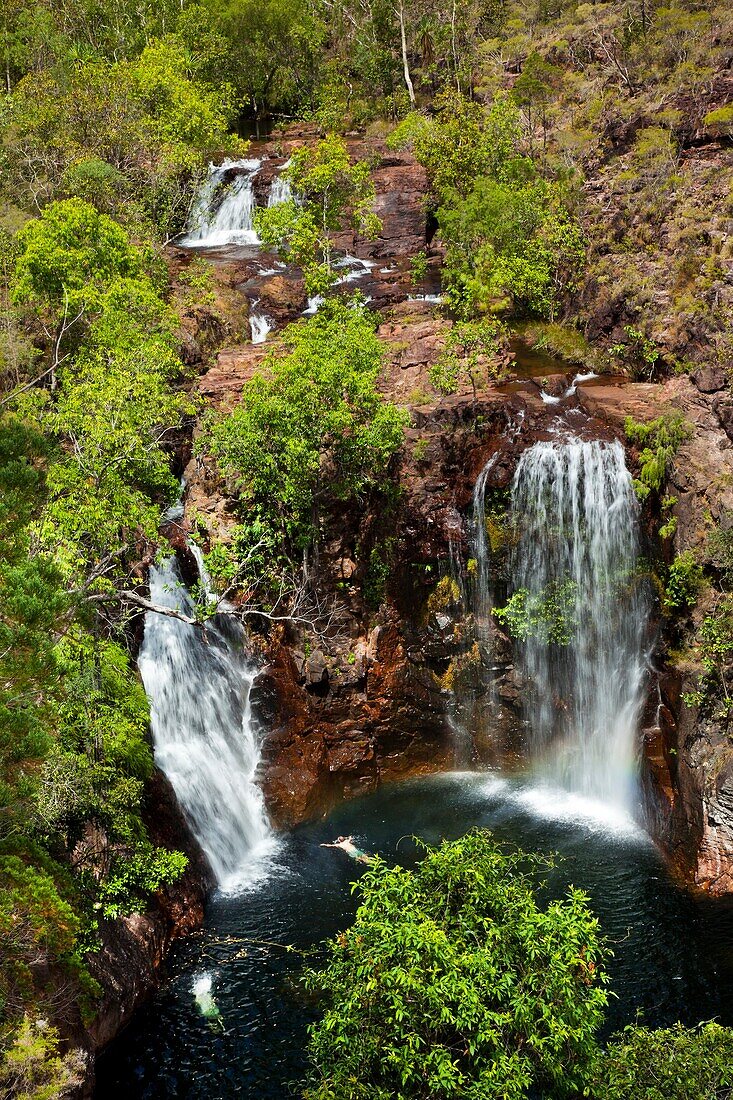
xmin=594 ymin=1021 xmax=733 ymax=1100
xmin=204 ymin=301 xmax=408 ymax=554
xmin=664 ymin=551 xmax=703 ymax=613
xmin=610 ymin=326 xmax=662 ymax=382
xmin=624 ymin=412 xmax=692 ymax=497
xmin=429 ymin=319 xmax=508 ymax=397
xmin=0 ymin=1016 xmax=85 ymax=1100
xmin=302 ymin=831 xmax=609 ymax=1100
xmin=494 ymin=579 xmax=578 ymax=645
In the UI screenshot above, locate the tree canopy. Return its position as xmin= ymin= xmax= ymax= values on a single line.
xmin=303 ymin=831 xmax=610 ymax=1100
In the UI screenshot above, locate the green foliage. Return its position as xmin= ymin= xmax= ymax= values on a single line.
xmin=0 ymin=415 xmax=65 ymax=830
xmin=610 ymin=326 xmax=662 ymax=382
xmin=664 ymin=551 xmax=703 ymax=614
xmin=511 ymin=51 xmax=562 ymax=150
xmin=439 ymin=175 xmax=584 ymax=319
xmin=204 ymin=301 xmax=407 ymax=556
xmin=624 ymin=412 xmax=692 ymax=497
xmin=389 ymin=91 xmax=530 ymax=202
xmin=10 ymin=204 xmax=192 ymax=588
xmin=429 ymin=319 xmax=507 ymax=397
xmin=303 ymin=831 xmax=609 ymax=1100
xmin=594 ymin=1021 xmax=733 ymax=1100
xmin=390 ymin=90 xmax=583 ymax=320
xmin=427 ymin=576 xmax=461 ymax=615
xmin=198 ymin=0 xmax=324 ymax=127
xmin=94 ymin=847 xmax=188 ymax=920
xmin=692 ymin=598 xmax=733 ymax=716
xmin=12 ymin=199 xmax=140 ymax=322
xmin=0 ymin=1015 xmax=83 ymax=1100
xmin=255 ymin=136 xmax=381 ymax=295
xmin=704 ymin=106 xmax=733 ymax=136
xmin=409 ymin=250 xmax=428 ymax=286
xmin=494 ymin=579 xmax=578 ymax=645
xmin=3 ymin=42 xmax=241 ymax=237
xmin=363 ymin=539 xmax=396 ymax=610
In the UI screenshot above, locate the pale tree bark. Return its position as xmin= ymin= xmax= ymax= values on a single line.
xmin=397 ymin=1 xmax=416 ymax=107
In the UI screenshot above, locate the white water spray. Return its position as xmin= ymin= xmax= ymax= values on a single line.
xmin=138 ymin=558 xmax=273 ymax=888
xmin=249 ymin=305 xmax=272 ymax=344
xmin=181 ymin=159 xmax=262 ymax=247
xmin=508 ymin=439 xmax=648 ymax=809
xmin=268 ymin=161 xmax=292 ymax=206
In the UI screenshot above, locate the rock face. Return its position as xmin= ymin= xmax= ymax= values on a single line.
xmin=75 ymin=771 xmax=212 ymax=1095
xmin=635 ymin=377 xmax=733 ymax=895
xmin=188 ymin=351 xmax=517 ymax=824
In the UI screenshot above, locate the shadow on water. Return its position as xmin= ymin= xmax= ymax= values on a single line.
xmin=96 ymin=772 xmax=733 ymax=1099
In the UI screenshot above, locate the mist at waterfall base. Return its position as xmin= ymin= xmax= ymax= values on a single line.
xmin=96 ymin=773 xmax=733 ymax=1099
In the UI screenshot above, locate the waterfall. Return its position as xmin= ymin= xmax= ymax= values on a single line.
xmin=471 ymin=455 xmax=499 ymax=645
xmin=249 ymin=305 xmax=272 ymax=344
xmin=268 ymin=160 xmax=292 ymax=206
xmin=181 ymin=158 xmax=262 ymax=247
xmin=181 ymin=156 xmax=295 ymax=249
xmin=506 ymin=439 xmax=648 ymax=809
xmin=138 ymin=557 xmax=272 ymax=889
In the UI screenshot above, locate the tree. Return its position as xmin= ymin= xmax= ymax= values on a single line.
xmin=12 ymin=199 xmax=140 ymax=387
xmin=254 ymin=135 xmax=381 ymax=296
xmin=389 ymin=90 xmax=530 ymax=202
xmin=511 ymin=51 xmax=562 ymax=154
xmin=3 ymin=46 xmax=241 ymax=237
xmin=439 ymin=177 xmax=585 ymax=319
xmin=204 ymin=301 xmax=408 ymax=555
xmin=303 ymin=831 xmax=609 ymax=1100
xmin=594 ymin=1022 xmax=733 ymax=1099
xmin=199 ymin=0 xmax=324 ymax=133
xmin=429 ymin=318 xmax=508 ymax=399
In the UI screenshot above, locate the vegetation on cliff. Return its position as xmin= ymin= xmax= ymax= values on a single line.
xmin=1 ymin=0 xmax=733 ymax=1091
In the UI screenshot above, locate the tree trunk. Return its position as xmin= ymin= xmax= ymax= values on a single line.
xmin=397 ymin=2 xmax=417 ymax=108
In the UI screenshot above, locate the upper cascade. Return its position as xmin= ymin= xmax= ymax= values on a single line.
xmin=505 ymin=438 xmax=649 ymax=809
xmin=138 ymin=556 xmax=272 ymax=889
xmin=180 ymin=157 xmax=293 ymax=248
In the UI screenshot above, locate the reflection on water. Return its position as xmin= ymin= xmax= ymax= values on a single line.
xmin=96 ymin=773 xmax=733 ymax=1099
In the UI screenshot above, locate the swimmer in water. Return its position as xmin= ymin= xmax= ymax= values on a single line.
xmin=320 ymin=835 xmax=374 ymax=864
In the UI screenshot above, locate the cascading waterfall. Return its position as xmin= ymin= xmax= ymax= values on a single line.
xmin=138 ymin=557 xmax=272 ymax=889
xmin=181 ymin=158 xmax=262 ymax=247
xmin=249 ymin=304 xmax=272 ymax=344
xmin=471 ymin=455 xmax=499 ymax=644
xmin=507 ymin=438 xmax=648 ymax=809
xmin=268 ymin=160 xmax=292 ymax=206
xmin=180 ymin=157 xmax=295 ymax=249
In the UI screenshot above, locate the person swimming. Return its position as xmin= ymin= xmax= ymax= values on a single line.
xmin=320 ymin=835 xmax=374 ymax=864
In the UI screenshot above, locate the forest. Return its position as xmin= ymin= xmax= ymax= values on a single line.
xmin=1 ymin=0 xmax=733 ymax=1096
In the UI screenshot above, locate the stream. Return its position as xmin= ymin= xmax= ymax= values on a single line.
xmin=94 ymin=156 xmax=733 ymax=1098
xmin=96 ymin=773 xmax=733 ymax=1098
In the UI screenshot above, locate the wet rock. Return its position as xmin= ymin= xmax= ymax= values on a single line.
xmin=305 ymin=649 xmax=330 ymax=691
xmin=255 ymin=273 xmax=307 ymax=322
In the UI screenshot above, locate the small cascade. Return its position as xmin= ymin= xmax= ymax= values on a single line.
xmin=181 ymin=156 xmax=296 ymax=249
xmin=249 ymin=305 xmax=272 ymax=344
xmin=138 ymin=557 xmax=272 ymax=888
xmin=181 ymin=158 xmax=262 ymax=247
xmin=471 ymin=455 xmax=499 ymax=644
xmin=267 ymin=160 xmax=292 ymax=206
xmin=507 ymin=439 xmax=648 ymax=809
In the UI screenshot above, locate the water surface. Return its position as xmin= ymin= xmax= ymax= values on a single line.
xmin=96 ymin=773 xmax=733 ymax=1099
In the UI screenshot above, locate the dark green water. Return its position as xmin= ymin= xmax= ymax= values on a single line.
xmin=96 ymin=773 xmax=733 ymax=1099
